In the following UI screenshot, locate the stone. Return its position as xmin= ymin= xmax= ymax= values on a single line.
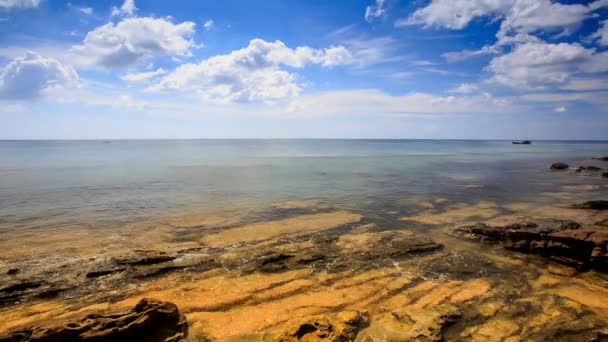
xmin=113 ymin=254 xmax=176 ymax=266
xmin=273 ymin=311 xmax=367 ymax=342
xmin=452 ymin=219 xmax=608 ymax=271
xmin=575 ymin=165 xmax=603 ymax=172
xmin=6 ymin=268 xmax=19 ymax=275
xmin=592 ymin=156 xmax=608 ymax=161
xmin=85 ymin=268 xmax=127 ymax=278
xmin=570 ymin=200 xmax=608 ymax=210
xmin=335 ymin=230 xmax=443 ymax=259
xmin=356 ymin=305 xmax=461 ymax=341
xmin=550 ymin=162 xmax=569 ymax=170
xmin=0 ymin=298 xmax=188 ymax=342
xmin=603 ymin=172 xmax=608 ymax=179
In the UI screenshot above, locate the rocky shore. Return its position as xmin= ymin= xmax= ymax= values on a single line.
xmin=1 ymin=158 xmax=608 ymax=341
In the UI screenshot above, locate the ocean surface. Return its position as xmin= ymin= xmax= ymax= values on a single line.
xmin=1 ymin=139 xmax=607 ymax=232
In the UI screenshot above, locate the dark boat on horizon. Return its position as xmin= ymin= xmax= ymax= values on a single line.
xmin=512 ymin=140 xmax=532 ymax=144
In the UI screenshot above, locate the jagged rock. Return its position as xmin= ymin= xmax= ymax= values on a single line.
xmin=355 ymin=305 xmax=461 ymax=341
xmin=570 ymin=201 xmax=608 ymax=210
xmin=550 ymin=162 xmax=569 ymax=170
xmin=273 ymin=310 xmax=367 ymax=342
xmin=452 ymin=219 xmax=608 ymax=271
xmin=0 ymin=298 xmax=188 ymax=342
xmin=576 ymin=166 xmax=603 ymax=172
xmin=592 ymin=156 xmax=608 ymax=161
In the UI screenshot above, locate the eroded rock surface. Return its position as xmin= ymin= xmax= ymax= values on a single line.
xmin=356 ymin=305 xmax=461 ymax=342
xmin=0 ymin=298 xmax=187 ymax=342
xmin=452 ymin=219 xmax=608 ymax=271
xmin=272 ymin=310 xmax=368 ymax=342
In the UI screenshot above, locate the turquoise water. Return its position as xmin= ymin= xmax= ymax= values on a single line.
xmin=1 ymin=140 xmax=607 ymax=231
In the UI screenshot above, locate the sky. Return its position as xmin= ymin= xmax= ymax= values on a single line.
xmin=0 ymin=0 xmax=607 ymax=139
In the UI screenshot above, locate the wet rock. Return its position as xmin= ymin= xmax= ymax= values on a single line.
xmin=0 ymin=298 xmax=188 ymax=342
xmin=452 ymin=219 xmax=608 ymax=271
xmin=576 ymin=165 xmax=603 ymax=172
xmin=85 ymin=267 xmax=127 ymax=278
xmin=570 ymin=200 xmax=608 ymax=210
xmin=273 ymin=310 xmax=367 ymax=342
xmin=335 ymin=230 xmax=443 ymax=259
xmin=550 ymin=162 xmax=569 ymax=170
xmin=356 ymin=305 xmax=461 ymax=341
xmin=0 ymin=281 xmax=42 ymax=294
xmin=592 ymin=156 xmax=608 ymax=161
xmin=6 ymin=268 xmax=19 ymax=275
xmin=113 ymin=254 xmax=177 ymax=266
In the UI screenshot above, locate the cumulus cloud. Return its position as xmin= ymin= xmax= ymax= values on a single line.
xmin=121 ymin=68 xmax=166 ymax=82
xmin=111 ymin=0 xmax=137 ymax=17
xmin=152 ymin=39 xmax=352 ymax=103
xmin=365 ymin=0 xmax=386 ymax=23
xmin=0 ymin=0 xmax=39 ymax=9
xmin=591 ymin=20 xmax=608 ymax=46
xmin=486 ymin=41 xmax=608 ymax=89
xmin=0 ymin=51 xmax=78 ymax=99
xmin=203 ymin=19 xmax=214 ymax=31
xmin=73 ymin=17 xmax=196 ymax=68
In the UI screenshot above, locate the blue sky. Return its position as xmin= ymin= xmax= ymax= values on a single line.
xmin=0 ymin=0 xmax=607 ymax=139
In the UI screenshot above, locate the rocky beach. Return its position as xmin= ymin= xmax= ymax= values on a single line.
xmin=1 ymin=154 xmax=608 ymax=341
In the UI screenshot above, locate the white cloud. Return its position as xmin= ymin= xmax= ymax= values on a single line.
xmin=203 ymin=19 xmax=214 ymax=31
xmin=449 ymin=83 xmax=478 ymax=94
xmin=0 ymin=0 xmax=39 ymax=9
xmin=398 ymin=0 xmax=599 ymax=34
xmin=0 ymin=51 xmax=78 ymax=99
xmin=121 ymin=68 xmax=166 ymax=82
xmin=396 ymin=0 xmax=512 ymax=29
xmin=73 ymin=17 xmax=196 ymax=68
xmin=111 ymin=0 xmax=137 ymax=17
xmin=553 ymin=105 xmax=567 ymax=112
xmin=486 ymin=41 xmax=608 ymax=89
xmin=591 ymin=20 xmax=608 ymax=46
xmin=365 ymin=0 xmax=386 ymax=23
xmin=152 ymin=39 xmax=352 ymax=103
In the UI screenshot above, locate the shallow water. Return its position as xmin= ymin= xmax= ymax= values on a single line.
xmin=1 ymin=139 xmax=607 ymax=231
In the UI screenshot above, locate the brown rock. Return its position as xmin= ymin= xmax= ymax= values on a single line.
xmin=570 ymin=200 xmax=608 ymax=210
xmin=592 ymin=156 xmax=608 ymax=161
xmin=273 ymin=311 xmax=367 ymax=342
xmin=0 ymin=298 xmax=188 ymax=342
xmin=550 ymin=162 xmax=569 ymax=170
xmin=356 ymin=305 xmax=461 ymax=341
xmin=452 ymin=219 xmax=608 ymax=271
xmin=6 ymin=268 xmax=19 ymax=275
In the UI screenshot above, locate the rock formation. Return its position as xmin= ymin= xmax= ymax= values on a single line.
xmin=0 ymin=298 xmax=188 ymax=342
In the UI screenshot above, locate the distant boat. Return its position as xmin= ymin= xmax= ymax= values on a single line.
xmin=512 ymin=140 xmax=531 ymax=144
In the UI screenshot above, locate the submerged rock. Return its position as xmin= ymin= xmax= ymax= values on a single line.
xmin=356 ymin=305 xmax=461 ymax=341
xmin=335 ymin=230 xmax=443 ymax=259
xmin=570 ymin=200 xmax=608 ymax=210
xmin=550 ymin=162 xmax=569 ymax=170
xmin=452 ymin=219 xmax=608 ymax=271
xmin=0 ymin=298 xmax=188 ymax=342
xmin=575 ymin=165 xmax=603 ymax=172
